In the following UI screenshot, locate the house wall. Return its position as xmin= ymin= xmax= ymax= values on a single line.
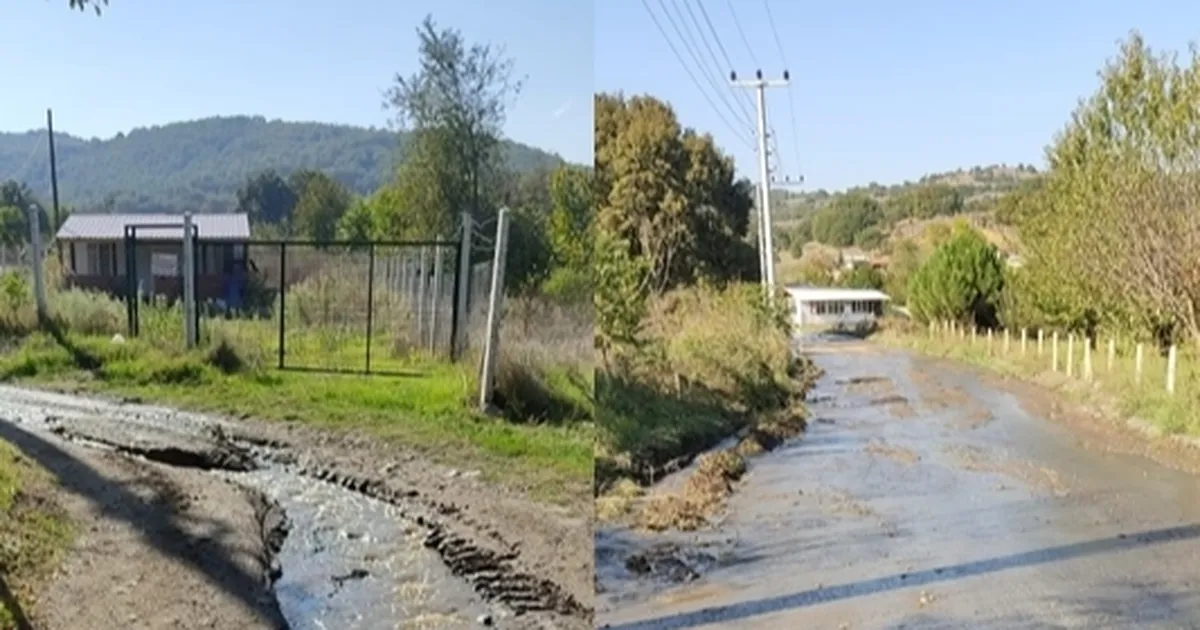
xmin=794 ymin=299 xmax=885 ymax=328
xmin=62 ymin=239 xmax=246 ymax=301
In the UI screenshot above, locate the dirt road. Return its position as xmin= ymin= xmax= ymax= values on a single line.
xmin=597 ymin=337 xmax=1200 ymax=629
xmin=0 ymin=385 xmax=590 ymax=630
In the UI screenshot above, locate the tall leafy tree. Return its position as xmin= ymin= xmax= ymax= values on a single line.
xmin=594 ymin=93 xmax=755 ymax=291
xmin=291 ymin=170 xmax=352 ymax=243
xmin=236 ymin=169 xmax=298 ymax=227
xmin=383 ymin=15 xmax=524 ymax=235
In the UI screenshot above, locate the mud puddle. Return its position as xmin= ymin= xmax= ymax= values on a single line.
xmin=219 ymin=469 xmax=491 ymax=629
xmin=0 ymin=385 xmax=552 ymax=629
xmin=597 ymin=340 xmax=1200 ymax=629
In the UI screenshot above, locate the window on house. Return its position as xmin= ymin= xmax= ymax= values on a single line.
xmin=85 ymin=243 xmax=116 ymax=277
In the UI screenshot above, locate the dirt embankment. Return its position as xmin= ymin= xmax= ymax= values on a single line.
xmin=0 ymin=385 xmax=594 ymax=630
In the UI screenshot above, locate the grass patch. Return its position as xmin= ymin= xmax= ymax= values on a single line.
xmin=877 ymin=318 xmax=1200 ymax=440
xmin=0 ymin=439 xmax=73 ymax=628
xmin=0 ymin=268 xmax=594 ymax=505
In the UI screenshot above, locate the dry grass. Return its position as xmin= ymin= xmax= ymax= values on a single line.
xmin=595 ymin=284 xmax=805 ymax=496
xmin=879 ymin=320 xmax=1200 ymax=439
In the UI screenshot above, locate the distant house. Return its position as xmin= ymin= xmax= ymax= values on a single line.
xmin=56 ymin=213 xmax=252 ymax=302
xmin=786 ymin=286 xmax=891 ymax=331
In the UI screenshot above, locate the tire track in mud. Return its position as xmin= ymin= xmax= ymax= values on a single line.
xmin=3 ymin=391 xmax=589 ymax=626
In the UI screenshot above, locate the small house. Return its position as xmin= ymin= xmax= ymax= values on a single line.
xmin=56 ymin=213 xmax=252 ymax=302
xmin=785 ymin=286 xmax=891 ymax=330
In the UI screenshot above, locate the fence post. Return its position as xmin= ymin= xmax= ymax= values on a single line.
xmin=1066 ymin=334 xmax=1075 ymax=377
xmin=1038 ymin=329 xmax=1045 ymax=356
xmin=971 ymin=325 xmax=977 ymax=344
xmin=415 ymin=246 xmax=428 ymax=345
xmin=429 ymin=244 xmax=444 ymax=353
xmin=1021 ymin=328 xmax=1028 ymax=356
xmin=1003 ymin=328 xmax=1010 ymax=354
xmin=987 ymin=328 xmax=993 ymax=354
xmin=1167 ymin=344 xmax=1178 ymax=394
xmin=1107 ymin=338 xmax=1115 ymax=373
xmin=277 ymin=243 xmax=287 ymax=370
xmin=182 ymin=213 xmax=197 ymax=349
xmin=27 ymin=203 xmax=48 ymax=325
xmin=365 ymin=243 xmax=376 ymax=373
xmin=479 ymin=208 xmax=511 ymax=411
xmin=1083 ymin=337 xmax=1093 ymax=381
xmin=1135 ymin=343 xmax=1144 ymax=384
xmin=1052 ymin=332 xmax=1059 ymax=372
xmin=451 ymin=212 xmax=473 ymax=360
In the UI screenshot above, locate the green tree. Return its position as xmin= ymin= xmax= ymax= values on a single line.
xmin=884 ymin=238 xmax=922 ymax=304
xmin=291 ymin=171 xmax=353 ymax=243
xmin=383 ymin=15 xmax=524 ymax=235
xmin=841 ymin=263 xmax=885 ymax=290
xmin=594 ymin=93 xmax=755 ymax=291
xmin=1014 ymin=31 xmax=1200 ymax=341
xmin=811 ymin=192 xmax=883 ymax=247
xmin=908 ymin=226 xmax=1005 ymax=327
xmin=547 ymin=165 xmax=594 ymax=271
xmin=237 ymin=169 xmax=298 ymax=228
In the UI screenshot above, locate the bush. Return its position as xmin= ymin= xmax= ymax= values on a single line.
xmin=908 ymin=225 xmax=1005 ymax=327
xmin=540 ymin=266 xmax=591 ymax=304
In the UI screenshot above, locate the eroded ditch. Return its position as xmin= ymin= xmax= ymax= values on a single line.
xmin=0 ymin=385 xmax=586 ymax=629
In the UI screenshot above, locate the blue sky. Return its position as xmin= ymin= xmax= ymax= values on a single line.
xmin=0 ymin=0 xmax=593 ymax=164
xmin=596 ymin=0 xmax=1200 ymax=191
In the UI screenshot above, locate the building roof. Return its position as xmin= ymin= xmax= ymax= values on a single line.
xmin=784 ymin=286 xmax=891 ymax=302
xmin=56 ymin=213 xmax=251 ymax=241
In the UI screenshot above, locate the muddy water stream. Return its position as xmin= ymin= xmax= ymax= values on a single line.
xmin=0 ymin=386 xmax=499 ymax=629
xmin=597 ymin=337 xmax=1200 ymax=629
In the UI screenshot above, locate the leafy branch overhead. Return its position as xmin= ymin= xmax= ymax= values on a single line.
xmin=66 ymin=0 xmax=106 ymax=14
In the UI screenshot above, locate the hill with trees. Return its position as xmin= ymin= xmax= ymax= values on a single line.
xmin=0 ymin=116 xmax=566 ymax=214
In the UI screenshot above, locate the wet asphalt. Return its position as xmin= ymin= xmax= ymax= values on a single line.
xmin=596 ymin=338 xmax=1200 ymax=629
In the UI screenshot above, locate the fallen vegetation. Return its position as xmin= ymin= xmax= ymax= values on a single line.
xmin=0 ymin=439 xmax=72 ymax=629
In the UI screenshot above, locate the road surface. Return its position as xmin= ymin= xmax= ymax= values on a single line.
xmin=597 ymin=337 xmax=1200 ymax=629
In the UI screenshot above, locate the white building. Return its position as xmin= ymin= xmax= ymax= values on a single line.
xmin=785 ymin=286 xmax=891 ymax=331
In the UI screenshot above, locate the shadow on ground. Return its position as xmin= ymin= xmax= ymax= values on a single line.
xmin=601 ymin=523 xmax=1200 ymax=629
xmin=0 ymin=420 xmax=286 ymax=628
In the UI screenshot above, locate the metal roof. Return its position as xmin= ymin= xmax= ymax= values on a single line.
xmin=785 ymin=286 xmax=891 ymax=302
xmin=56 ymin=213 xmax=251 ymax=241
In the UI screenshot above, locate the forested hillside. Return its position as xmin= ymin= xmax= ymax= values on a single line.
xmin=0 ymin=116 xmax=565 ymax=214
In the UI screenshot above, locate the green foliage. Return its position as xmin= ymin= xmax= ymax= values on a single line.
xmin=0 ymin=118 xmax=563 ymax=215
xmin=594 ymin=232 xmax=650 ymax=356
xmin=594 ymin=93 xmax=756 ymax=291
xmin=883 ymin=183 xmax=964 ymax=222
xmin=236 ymin=169 xmax=297 ymax=227
xmin=1009 ymin=31 xmax=1200 ymax=342
xmin=884 ymin=239 xmax=921 ymax=304
xmin=841 ymin=264 xmax=885 ymax=290
xmin=547 ymin=165 xmax=594 ymax=271
xmin=290 ymin=170 xmax=353 ymax=242
xmin=907 ymin=226 xmax=1005 ymax=326
xmin=383 ymin=15 xmax=523 ymax=231
xmin=853 ymin=225 xmax=885 ymax=250
xmin=811 ymin=192 xmax=883 ymax=247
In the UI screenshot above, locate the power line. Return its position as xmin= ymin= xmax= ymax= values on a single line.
xmin=681 ymin=0 xmax=756 ymax=118
xmin=762 ymin=0 xmax=805 ymax=185
xmin=640 ymin=0 xmax=754 ymax=149
xmin=658 ymin=0 xmax=754 ymax=133
xmin=1 ymin=136 xmax=43 ymax=185
xmin=725 ymin=0 xmax=759 ymax=69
